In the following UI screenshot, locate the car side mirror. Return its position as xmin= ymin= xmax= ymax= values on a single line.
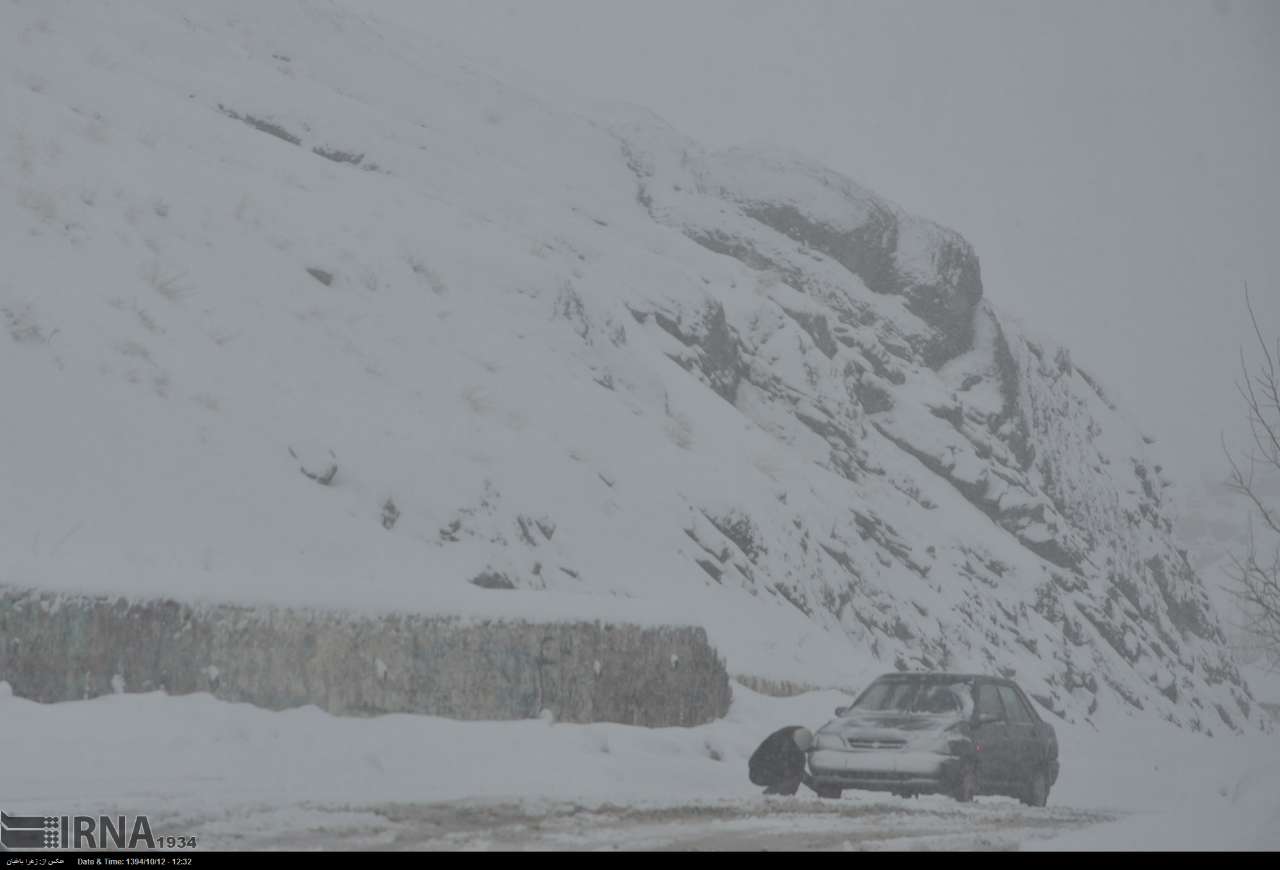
xmin=834 ymin=706 xmax=849 ymax=717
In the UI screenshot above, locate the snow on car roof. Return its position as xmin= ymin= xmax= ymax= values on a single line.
xmin=871 ymin=672 xmax=1016 ymax=684
xmin=875 ymin=672 xmax=978 ymax=680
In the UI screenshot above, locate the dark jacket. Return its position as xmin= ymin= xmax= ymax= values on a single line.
xmin=748 ymin=726 xmax=809 ymax=787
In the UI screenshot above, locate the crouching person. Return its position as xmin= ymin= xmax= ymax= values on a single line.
xmin=748 ymin=726 xmax=816 ymax=795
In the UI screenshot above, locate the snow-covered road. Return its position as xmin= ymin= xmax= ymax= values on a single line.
xmin=151 ymin=797 xmax=1115 ymax=851
xmin=3 ymin=683 xmax=1276 ymax=851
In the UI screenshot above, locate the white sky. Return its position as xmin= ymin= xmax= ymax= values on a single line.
xmin=359 ymin=0 xmax=1279 ymax=495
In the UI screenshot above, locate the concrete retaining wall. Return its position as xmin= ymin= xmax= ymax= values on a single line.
xmin=0 ymin=585 xmax=732 ymax=727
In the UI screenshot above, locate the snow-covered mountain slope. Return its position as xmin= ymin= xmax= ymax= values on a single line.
xmin=0 ymin=0 xmax=1265 ymax=732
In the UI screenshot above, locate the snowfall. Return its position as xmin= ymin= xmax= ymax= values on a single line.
xmin=2 ymin=676 xmax=1279 ymax=851
xmin=2 ymin=0 xmax=1279 ymax=851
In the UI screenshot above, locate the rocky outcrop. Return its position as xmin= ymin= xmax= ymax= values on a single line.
xmin=588 ymin=117 xmax=1264 ymax=732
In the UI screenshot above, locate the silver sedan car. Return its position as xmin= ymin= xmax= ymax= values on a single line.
xmin=802 ymin=672 xmax=1060 ymax=805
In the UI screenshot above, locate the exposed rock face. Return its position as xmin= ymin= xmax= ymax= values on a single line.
xmin=618 ymin=133 xmax=985 ymax=369
xmin=594 ymin=116 xmax=1260 ymax=732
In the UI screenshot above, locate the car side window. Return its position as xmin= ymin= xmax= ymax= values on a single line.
xmin=998 ymin=686 xmax=1033 ymax=723
xmin=975 ymin=683 xmax=1005 ymax=721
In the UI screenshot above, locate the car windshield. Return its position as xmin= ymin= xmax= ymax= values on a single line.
xmin=851 ymin=679 xmax=973 ymax=715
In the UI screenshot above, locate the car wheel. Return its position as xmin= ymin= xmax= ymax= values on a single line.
xmin=1021 ymin=769 xmax=1049 ymax=807
xmin=953 ymin=764 xmax=978 ymax=803
xmin=814 ymin=785 xmax=843 ymax=799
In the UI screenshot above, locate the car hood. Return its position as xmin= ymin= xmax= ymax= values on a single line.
xmin=816 ymin=712 xmax=963 ymax=747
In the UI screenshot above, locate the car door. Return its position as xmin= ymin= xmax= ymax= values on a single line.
xmin=997 ymin=684 xmax=1037 ymax=782
xmin=972 ymin=681 xmax=1012 ymax=787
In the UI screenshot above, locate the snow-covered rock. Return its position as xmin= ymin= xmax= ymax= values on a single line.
xmin=0 ymin=0 xmax=1264 ymax=732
